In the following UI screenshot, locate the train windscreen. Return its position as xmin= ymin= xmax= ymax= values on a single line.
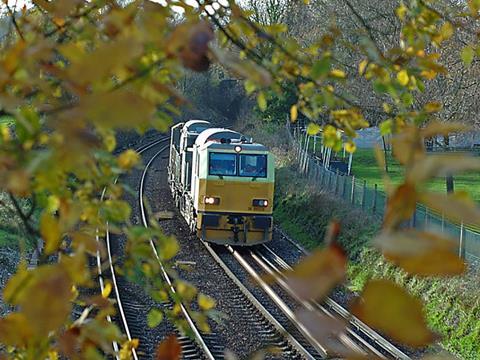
xmin=209 ymin=153 xmax=237 ymax=176
xmin=239 ymin=154 xmax=267 ymax=178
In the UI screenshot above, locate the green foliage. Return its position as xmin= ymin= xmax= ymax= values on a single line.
xmin=274 ymin=166 xmax=377 ymax=258
xmin=255 ymin=82 xmax=298 ymax=123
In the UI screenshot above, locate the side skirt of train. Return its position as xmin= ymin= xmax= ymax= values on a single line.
xmin=168 ymin=120 xmax=275 ymax=246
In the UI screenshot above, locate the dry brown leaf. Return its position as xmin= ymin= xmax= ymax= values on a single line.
xmin=0 ymin=313 xmax=33 ymax=347
xmin=351 ymin=280 xmax=437 ymax=347
xmin=391 ymin=127 xmax=424 ymax=165
xmin=375 ymin=230 xmax=456 ymax=257
xmin=155 ymin=335 xmax=182 ymax=360
xmin=375 ymin=230 xmax=466 ymax=276
xmin=408 ymin=154 xmax=480 ymax=183
xmin=167 ymin=21 xmax=213 ymax=72
xmin=283 ymin=243 xmax=346 ymax=301
xmin=296 ymin=309 xmax=367 ymax=358
xmin=82 ymin=90 xmax=156 ymax=128
xmin=384 ymin=184 xmax=417 ymax=229
xmin=419 ymin=191 xmax=480 ymax=227
xmin=421 ymin=121 xmax=467 ymax=138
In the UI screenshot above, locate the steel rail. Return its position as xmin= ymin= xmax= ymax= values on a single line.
xmin=251 ymin=247 xmax=382 ymax=359
xmin=95 ymin=137 xmax=170 ymax=359
xmin=138 ymin=144 xmax=216 ymax=360
xmin=201 ymin=241 xmax=318 ymax=360
xmin=225 ymin=246 xmax=329 ymax=359
xmin=270 ymin=227 xmax=411 ymax=360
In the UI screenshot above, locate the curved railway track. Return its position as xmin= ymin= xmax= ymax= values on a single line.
xmin=96 ymin=137 xmax=221 ymax=359
xmin=95 ymin=136 xmax=412 ymax=360
xmin=96 ymin=137 xmax=169 ymax=359
xmin=138 ymin=143 xmax=222 ymax=360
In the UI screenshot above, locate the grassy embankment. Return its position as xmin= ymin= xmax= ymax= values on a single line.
xmin=248 ymin=118 xmax=480 ymax=358
xmin=351 ymin=148 xmax=480 ymax=202
xmin=274 ymin=162 xmax=480 ymax=359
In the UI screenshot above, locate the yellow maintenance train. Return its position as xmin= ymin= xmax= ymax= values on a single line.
xmin=168 ymin=120 xmax=275 ymax=246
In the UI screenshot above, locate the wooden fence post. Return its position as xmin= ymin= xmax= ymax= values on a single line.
xmin=372 ymin=184 xmax=377 ymax=214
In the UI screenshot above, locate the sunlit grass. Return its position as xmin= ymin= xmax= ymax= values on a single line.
xmin=352 ymin=148 xmax=480 ymax=202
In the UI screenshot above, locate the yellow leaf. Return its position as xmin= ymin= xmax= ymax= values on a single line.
xmin=147 ymin=309 xmax=164 ymax=328
xmin=397 ymin=69 xmax=409 ymax=86
xmin=358 ymin=59 xmax=368 ymax=75
xmin=296 ymin=309 xmax=362 ymax=358
xmin=155 ymin=335 xmax=182 ymax=360
xmin=40 ymin=212 xmax=62 ymax=255
xmin=290 ymin=105 xmax=298 ymax=122
xmin=102 ymin=282 xmax=112 ymax=298
xmin=345 ymin=141 xmax=356 ymax=153
xmin=210 ymin=47 xmax=272 ymax=86
xmin=104 ymin=133 xmax=117 ymax=152
xmin=439 ymin=22 xmax=454 ymax=41
xmin=396 ymin=3 xmax=408 ymax=20
xmin=257 ymin=92 xmax=267 ymax=111
xmin=374 ymin=230 xmax=466 ymax=276
xmin=306 ymin=122 xmax=321 ymax=136
xmin=157 ymin=235 xmax=179 ymax=261
xmin=330 ymin=69 xmax=346 ymax=78
xmin=419 ymin=192 xmax=480 ymax=227
xmin=424 ymin=101 xmax=442 ymax=113
xmin=117 ymin=149 xmax=140 ymax=170
xmin=65 ymin=38 xmax=143 ymax=85
xmin=82 ymin=90 xmax=156 ymax=128
xmin=351 ymin=280 xmax=437 ymax=347
xmin=198 ymin=293 xmax=216 ymax=311
xmin=282 ymin=244 xmax=346 ymax=301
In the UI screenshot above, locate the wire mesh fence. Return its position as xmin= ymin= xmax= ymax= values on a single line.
xmin=287 ymin=122 xmax=480 ymax=264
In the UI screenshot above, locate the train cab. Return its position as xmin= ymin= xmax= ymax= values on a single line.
xmin=190 ymin=129 xmax=275 ymax=245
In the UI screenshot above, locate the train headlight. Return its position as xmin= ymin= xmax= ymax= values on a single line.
xmin=253 ymin=199 xmax=269 ymax=207
xmin=204 ymin=196 xmax=220 ymax=205
xmin=234 ymin=145 xmax=242 ymax=153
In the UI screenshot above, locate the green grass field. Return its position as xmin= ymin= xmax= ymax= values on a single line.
xmin=351 ymin=148 xmax=480 ymax=202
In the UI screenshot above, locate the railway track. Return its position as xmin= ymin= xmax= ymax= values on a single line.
xmin=138 ymin=141 xmax=223 ymax=360
xmin=253 ymin=243 xmax=411 ymax=359
xmin=96 ymin=137 xmax=221 ymax=359
xmin=202 ymin=238 xmax=411 ymax=360
xmin=96 ymin=137 xmax=169 ymax=359
xmin=95 ymin=136 xmax=411 ymax=359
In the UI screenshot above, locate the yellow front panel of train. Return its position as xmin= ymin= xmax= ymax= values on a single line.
xmin=197 ymin=179 xmax=274 ymax=214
